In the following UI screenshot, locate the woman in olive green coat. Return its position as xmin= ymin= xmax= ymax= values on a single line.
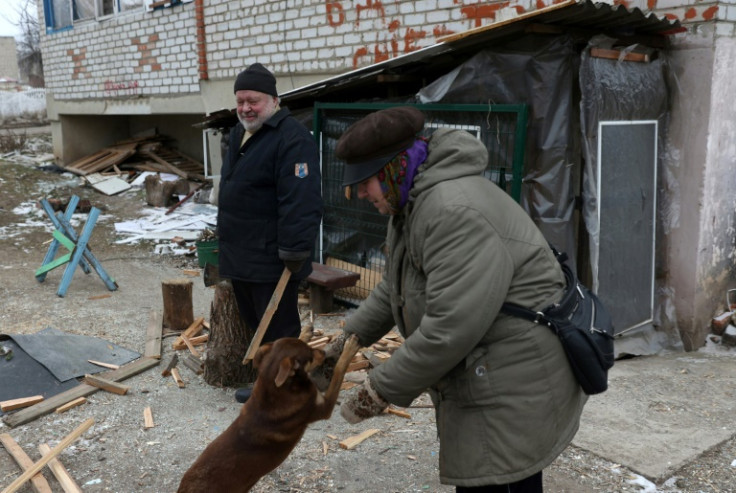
xmin=328 ymin=107 xmax=587 ymax=492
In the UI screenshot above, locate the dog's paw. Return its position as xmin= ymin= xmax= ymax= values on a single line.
xmin=342 ymin=334 xmax=362 ymax=356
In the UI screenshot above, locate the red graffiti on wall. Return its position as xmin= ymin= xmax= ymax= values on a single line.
xmin=460 ymin=2 xmax=513 ymax=28
xmin=355 ymin=0 xmax=386 ymax=26
xmin=433 ymin=25 xmax=456 ymax=39
xmin=326 ymin=1 xmax=344 ymax=27
xmin=104 ymin=80 xmax=140 ymax=96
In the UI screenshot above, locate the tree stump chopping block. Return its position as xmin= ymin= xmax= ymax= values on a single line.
xmin=161 ymin=279 xmax=194 ymax=330
xmin=203 ymin=280 xmax=257 ymax=387
xmin=306 ymin=263 xmax=361 ymax=314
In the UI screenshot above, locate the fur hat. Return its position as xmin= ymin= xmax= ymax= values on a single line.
xmin=233 ymin=63 xmax=277 ymax=96
xmin=336 ymin=107 xmax=425 ymax=187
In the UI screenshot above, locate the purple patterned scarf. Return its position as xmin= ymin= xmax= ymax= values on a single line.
xmin=376 ymin=138 xmax=428 ymax=214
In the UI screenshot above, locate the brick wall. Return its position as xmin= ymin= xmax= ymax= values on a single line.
xmin=38 ymin=0 xmax=735 ymax=102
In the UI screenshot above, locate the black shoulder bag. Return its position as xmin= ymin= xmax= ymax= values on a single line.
xmin=501 ymin=247 xmax=615 ymax=395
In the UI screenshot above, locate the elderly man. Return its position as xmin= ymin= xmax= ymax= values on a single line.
xmin=217 ymin=63 xmax=323 ymax=402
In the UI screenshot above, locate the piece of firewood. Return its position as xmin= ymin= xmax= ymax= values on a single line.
xmin=87 ymin=360 xmax=119 ymax=370
xmin=161 ymin=354 xmax=179 ymax=377
xmin=172 ymin=317 xmax=205 ymax=350
xmin=83 ymin=375 xmax=130 ymax=395
xmin=186 ymin=334 xmax=209 ymax=346
xmin=347 ymin=359 xmax=371 ymax=373
xmin=3 ymin=418 xmax=94 ymax=493
xmin=180 ymin=335 xmax=201 ymax=358
xmin=181 ymin=354 xmax=204 ymax=375
xmin=1 ymin=396 xmax=44 ymax=412
xmin=171 ymin=367 xmax=186 ymax=388
xmin=339 ymin=429 xmax=380 ymax=450
xmin=38 ymin=443 xmax=83 ymax=493
xmin=143 ymin=407 xmax=154 ymax=429
xmin=385 ymin=407 xmax=412 ymax=419
xmin=711 ymin=311 xmax=733 ymax=336
xmin=0 ymin=433 xmax=53 ymax=493
xmin=55 ymin=397 xmax=87 ymax=414
xmin=307 ymin=336 xmax=330 ymax=348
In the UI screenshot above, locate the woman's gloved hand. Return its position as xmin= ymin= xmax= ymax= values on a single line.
xmin=340 ymin=374 xmax=389 ymax=424
xmin=309 ymin=331 xmax=350 ymax=391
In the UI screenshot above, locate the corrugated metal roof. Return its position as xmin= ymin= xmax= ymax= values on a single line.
xmin=281 ymin=0 xmax=680 ymax=106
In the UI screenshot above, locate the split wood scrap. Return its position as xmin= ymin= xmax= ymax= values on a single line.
xmin=62 ymin=133 xmax=206 ymax=181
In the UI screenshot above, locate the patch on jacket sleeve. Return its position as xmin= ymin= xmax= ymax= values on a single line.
xmin=294 ymin=163 xmax=309 ymax=178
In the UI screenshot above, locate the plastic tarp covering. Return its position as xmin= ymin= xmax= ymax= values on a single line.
xmin=417 ymin=34 xmax=578 ymax=269
xmin=579 ymin=35 xmax=679 ymax=354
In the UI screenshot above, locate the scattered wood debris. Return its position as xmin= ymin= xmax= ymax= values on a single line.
xmin=55 ymin=397 xmax=87 ymax=414
xmin=171 ymin=368 xmax=186 ymax=388
xmin=83 ymin=374 xmax=130 ymax=395
xmin=2 ymin=418 xmax=94 ymax=493
xmin=144 ymin=407 xmax=155 ymax=429
xmin=38 ymin=442 xmax=84 ymax=493
xmin=339 ymin=428 xmax=380 ymax=450
xmin=0 ymin=395 xmax=44 ymax=412
xmin=62 ymin=133 xmax=206 ymax=182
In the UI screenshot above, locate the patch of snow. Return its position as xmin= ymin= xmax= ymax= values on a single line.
xmin=626 ymin=474 xmax=658 ymax=492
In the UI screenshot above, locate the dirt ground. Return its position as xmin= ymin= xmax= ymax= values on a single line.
xmin=1 ymin=130 xmax=735 ymax=492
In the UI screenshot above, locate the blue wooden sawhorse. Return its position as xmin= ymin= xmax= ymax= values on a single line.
xmin=35 ymin=195 xmax=118 ymax=297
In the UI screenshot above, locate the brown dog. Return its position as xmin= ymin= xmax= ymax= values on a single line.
xmin=177 ymin=332 xmax=361 ymax=493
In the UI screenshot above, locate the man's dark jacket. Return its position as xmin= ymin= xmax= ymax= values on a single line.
xmin=218 ymin=108 xmax=322 ymax=282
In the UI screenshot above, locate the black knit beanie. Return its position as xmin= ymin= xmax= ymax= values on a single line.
xmin=233 ymin=63 xmax=277 ymax=96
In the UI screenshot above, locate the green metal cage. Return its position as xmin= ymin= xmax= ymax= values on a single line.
xmin=313 ymin=102 xmax=528 ymax=303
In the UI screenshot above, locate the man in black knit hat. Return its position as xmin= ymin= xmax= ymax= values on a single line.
xmin=217 ymin=63 xmax=323 ymax=403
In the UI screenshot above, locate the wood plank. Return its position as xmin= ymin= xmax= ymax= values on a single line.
xmin=0 ymin=434 xmax=53 ymax=493
xmin=38 ymin=443 xmax=83 ymax=493
xmin=0 ymin=396 xmax=44 ymax=412
xmin=2 ymin=418 xmax=94 ymax=493
xmin=82 ymin=375 xmax=130 ymax=395
xmin=590 ymin=46 xmax=651 ymax=63
xmin=385 ymin=407 xmax=412 ymax=419
xmin=143 ymin=407 xmax=154 ymax=429
xmin=144 ymin=310 xmax=163 ymax=359
xmin=339 ymin=428 xmax=381 ymax=450
xmin=55 ymin=397 xmax=87 ymax=414
xmin=3 ymin=358 xmax=158 ymax=428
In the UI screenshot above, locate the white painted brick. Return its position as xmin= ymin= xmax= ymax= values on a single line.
xmin=405 ymin=13 xmax=427 ymax=25
xmin=715 ymin=21 xmax=734 ymax=36
xmin=427 ymin=10 xmax=450 ymax=23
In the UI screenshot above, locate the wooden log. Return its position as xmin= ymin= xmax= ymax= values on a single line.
xmin=55 ymin=397 xmax=87 ymax=414
xmin=161 ymin=279 xmax=194 ymax=330
xmin=2 ymin=418 xmax=94 ymax=493
xmin=203 ymin=280 xmax=257 ymax=387
xmin=83 ymin=375 xmax=130 ymax=395
xmin=0 ymin=433 xmax=53 ymax=493
xmin=180 ymin=335 xmax=201 ymax=358
xmin=38 ymin=443 xmax=83 ymax=493
xmin=144 ymin=173 xmax=180 ymax=207
xmin=1 ymin=396 xmax=44 ymax=412
xmin=339 ymin=429 xmax=381 ymax=450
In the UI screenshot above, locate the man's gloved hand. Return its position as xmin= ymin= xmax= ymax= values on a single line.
xmin=283 ymin=259 xmax=305 ymax=273
xmin=309 ymin=331 xmax=349 ymax=391
xmin=340 ymin=374 xmax=389 ymax=424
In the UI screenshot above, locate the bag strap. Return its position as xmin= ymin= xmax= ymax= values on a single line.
xmin=500 ymin=243 xmax=571 ymax=333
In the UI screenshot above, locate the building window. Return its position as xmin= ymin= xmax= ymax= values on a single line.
xmin=43 ymin=0 xmax=144 ymax=32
